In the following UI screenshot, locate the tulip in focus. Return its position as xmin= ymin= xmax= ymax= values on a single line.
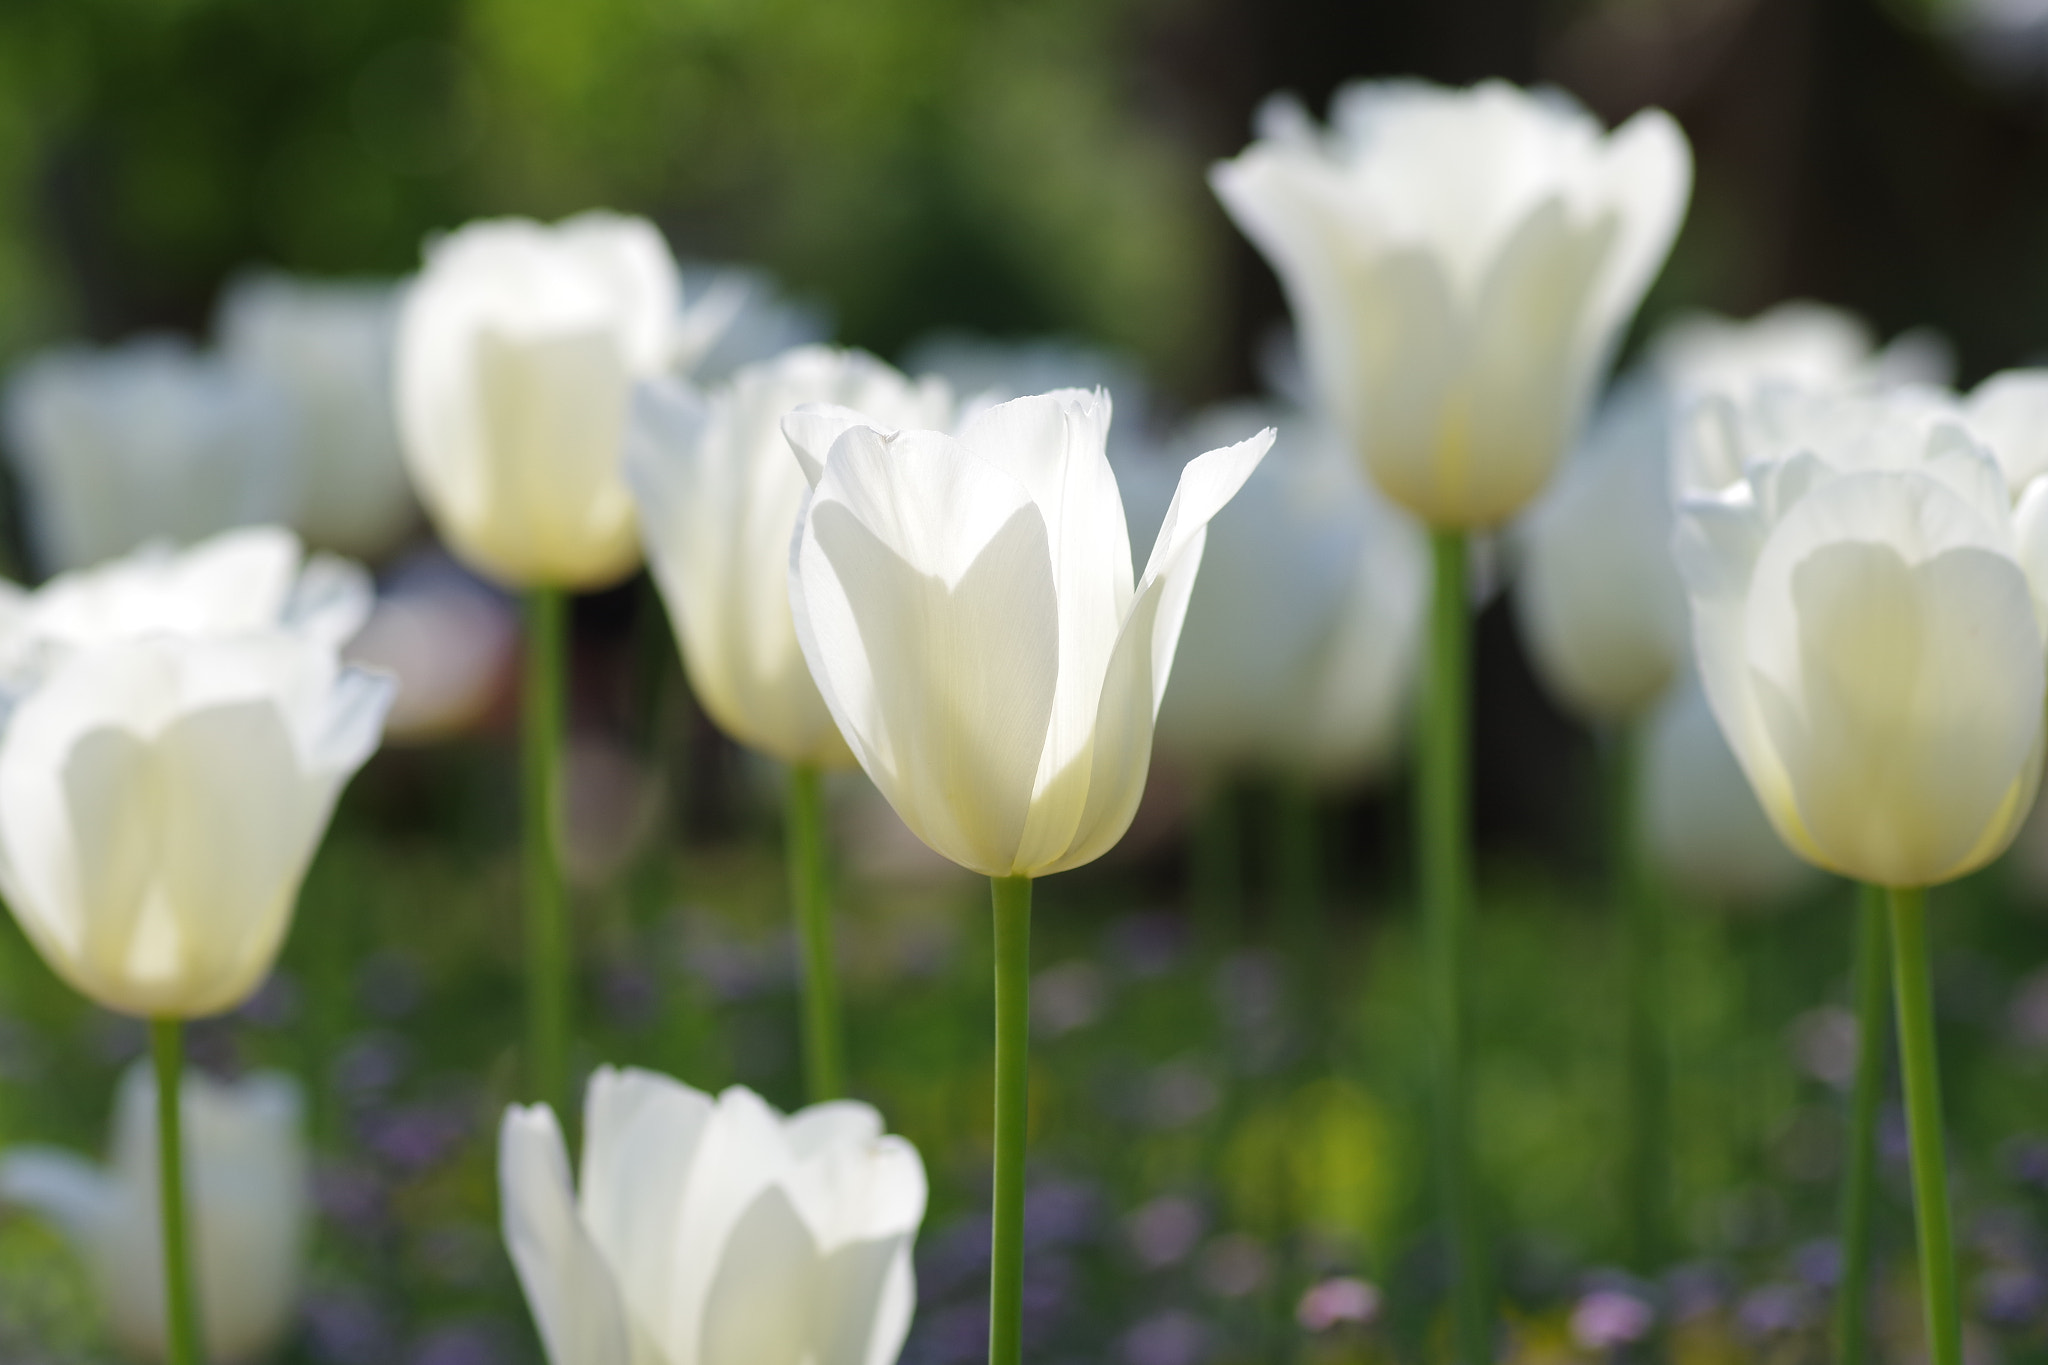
xmin=2 ymin=336 xmax=298 ymax=574
xmin=1211 ymin=79 xmax=1690 ymax=528
xmin=0 ymin=1062 xmax=307 ymax=1364
xmin=1675 ymin=384 xmax=2048 ymax=888
xmin=0 ymin=630 xmax=392 ymax=1017
xmin=216 ymin=271 xmax=418 ymax=561
xmin=627 ymin=346 xmax=953 ymax=767
xmin=395 ymin=212 xmax=683 ymax=590
xmin=784 ymin=388 xmax=1272 ymax=878
xmin=500 ymin=1066 xmax=926 ymax=1365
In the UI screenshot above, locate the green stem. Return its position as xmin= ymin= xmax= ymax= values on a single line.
xmin=988 ymin=874 xmax=1032 ymax=1365
xmin=1421 ymin=529 xmax=1487 ymax=1363
xmin=1837 ymin=885 xmax=1890 ymax=1365
xmin=1607 ymin=725 xmax=1668 ymax=1272
xmin=787 ymin=764 xmax=845 ymax=1101
xmin=523 ymin=588 xmax=571 ymax=1112
xmin=1192 ymin=779 xmax=1242 ymax=948
xmin=1889 ymin=885 xmax=1959 ymax=1365
xmin=150 ymin=1019 xmax=202 ymax=1365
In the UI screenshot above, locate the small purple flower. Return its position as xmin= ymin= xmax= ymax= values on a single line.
xmin=1980 ymin=1266 xmax=2048 ymax=1326
xmin=1792 ymin=1237 xmax=1842 ymax=1288
xmin=1143 ymin=1058 xmax=1220 ymax=1129
xmin=1571 ymin=1288 xmax=1656 ymax=1350
xmin=1736 ymin=1282 xmax=1813 ymax=1339
xmin=236 ymin=971 xmax=302 ymax=1028
xmin=1108 ymin=913 xmax=1184 ymax=978
xmin=1126 ymin=1195 xmax=1206 ymax=1269
xmin=1025 ymin=1179 xmax=1101 ymax=1248
xmin=303 ymin=1288 xmax=397 ymax=1365
xmin=406 ymin=1320 xmax=513 ymax=1365
xmin=1121 ymin=1309 xmax=1210 ymax=1365
xmin=1297 ymin=1276 xmax=1381 ymax=1332
xmin=333 ymin=1031 xmax=411 ymax=1100
xmin=363 ymin=1101 xmax=470 ymax=1173
xmin=315 ymin=1162 xmax=392 ymax=1240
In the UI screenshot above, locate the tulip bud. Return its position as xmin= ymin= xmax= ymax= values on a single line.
xmin=784 ymin=389 xmax=1272 ymax=878
xmin=500 ymin=1067 xmax=926 ymax=1365
xmin=2 ymin=336 xmax=298 ymax=574
xmin=0 ymin=1062 xmax=307 ymax=1364
xmin=0 ymin=631 xmax=392 ymax=1017
xmin=216 ymin=271 xmax=418 ymax=562
xmin=1211 ymin=80 xmax=1691 ymax=529
xmin=1138 ymin=402 xmax=1427 ymax=784
xmin=1674 ymin=384 xmax=2048 ymax=887
xmin=395 ymin=212 xmax=682 ymax=590
xmin=626 ymin=346 xmax=952 ymax=767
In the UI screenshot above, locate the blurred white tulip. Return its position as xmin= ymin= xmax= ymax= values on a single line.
xmin=2 ymin=336 xmax=298 ymax=574
xmin=0 ymin=525 xmax=370 ymax=683
xmin=1640 ymin=674 xmax=1819 ymax=906
xmin=1675 ymin=384 xmax=2048 ymax=887
xmin=343 ymin=554 xmax=518 ymax=744
xmin=0 ymin=631 xmax=391 ymax=1016
xmin=216 ymin=271 xmax=418 ymax=561
xmin=627 ymin=346 xmax=952 ymax=768
xmin=784 ymin=389 xmax=1271 ymax=878
xmin=500 ymin=1066 xmax=926 ymax=1365
xmin=395 ymin=212 xmax=681 ymax=589
xmin=1211 ymin=79 xmax=1690 ymax=528
xmin=1131 ymin=402 xmax=1427 ymax=785
xmin=671 ymin=262 xmax=833 ymax=384
xmin=1516 ymin=302 xmax=1948 ymax=724
xmin=0 ymin=1061 xmax=307 ymax=1364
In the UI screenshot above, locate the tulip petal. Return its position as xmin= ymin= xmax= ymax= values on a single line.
xmin=1586 ymin=108 xmax=1692 ymax=347
xmin=0 ymin=1146 xmax=113 ymax=1247
xmin=1967 ymin=369 xmax=2048 ymax=492
xmin=577 ymin=1067 xmax=715 ymax=1362
xmin=816 ymin=1233 xmax=914 ymax=1365
xmin=792 ymin=427 xmax=1060 ymax=876
xmin=783 ymin=404 xmax=883 ymax=489
xmin=499 ymin=1105 xmax=633 ymax=1365
xmin=666 ymin=1087 xmax=801 ymax=1362
xmin=698 ymin=1184 xmax=821 ymax=1365
xmin=1032 ymin=430 xmax=1272 ymax=876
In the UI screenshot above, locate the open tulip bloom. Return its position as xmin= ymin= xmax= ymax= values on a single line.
xmin=1675 ymin=378 xmax=2048 ymax=1364
xmin=627 ymin=345 xmax=954 ymax=1102
xmin=501 ymin=1068 xmax=926 ymax=1365
xmin=1214 ymin=78 xmax=1690 ymax=1355
xmin=782 ymin=387 xmax=1269 ymax=1365
xmin=0 ymin=1063 xmax=308 ymax=1365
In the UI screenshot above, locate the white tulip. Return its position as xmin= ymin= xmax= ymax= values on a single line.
xmin=1640 ymin=674 xmax=1819 ymax=905
xmin=0 ymin=525 xmax=370 ymax=682
xmin=1674 ymin=384 xmax=2048 ymax=887
xmin=1516 ymin=303 xmax=1947 ymax=723
xmin=2 ymin=336 xmax=298 ymax=574
xmin=785 ymin=389 xmax=1271 ymax=878
xmin=0 ymin=631 xmax=392 ymax=1017
xmin=216 ymin=271 xmax=418 ymax=561
xmin=627 ymin=346 xmax=952 ymax=767
xmin=396 ymin=212 xmax=681 ymax=589
xmin=500 ymin=1067 xmax=926 ymax=1365
xmin=1136 ymin=402 xmax=1427 ymax=784
xmin=670 ymin=262 xmax=832 ymax=384
xmin=0 ymin=1061 xmax=307 ymax=1364
xmin=1211 ymin=79 xmax=1690 ymax=529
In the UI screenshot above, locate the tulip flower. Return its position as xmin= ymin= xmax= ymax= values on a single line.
xmin=396 ymin=209 xmax=687 ymax=1112
xmin=627 ymin=345 xmax=952 ymax=1100
xmin=500 ymin=1067 xmax=925 ymax=1365
xmin=216 ymin=271 xmax=418 ymax=561
xmin=0 ymin=525 xmax=371 ymax=681
xmin=669 ymin=262 xmax=832 ymax=383
xmin=343 ymin=556 xmax=518 ymax=744
xmin=2 ymin=336 xmax=298 ymax=574
xmin=1676 ymin=383 xmax=2048 ymax=1365
xmin=0 ymin=1063 xmax=307 ymax=1365
xmin=1214 ymin=81 xmax=1690 ymax=1352
xmin=785 ymin=386 xmax=1268 ymax=1365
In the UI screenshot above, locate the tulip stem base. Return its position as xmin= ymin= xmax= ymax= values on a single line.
xmin=1421 ymin=529 xmax=1488 ymax=1363
xmin=1606 ymin=725 xmax=1669 ymax=1272
xmin=1838 ymin=885 xmax=1891 ymax=1365
xmin=151 ymin=1018 xmax=202 ymax=1365
xmin=989 ymin=874 xmax=1031 ymax=1365
xmin=523 ymin=587 xmax=571 ymax=1114
xmin=788 ymin=764 xmax=845 ymax=1101
xmin=1890 ymin=885 xmax=1960 ymax=1365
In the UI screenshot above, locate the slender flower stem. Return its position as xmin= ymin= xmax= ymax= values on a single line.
xmin=523 ymin=587 xmax=570 ymax=1112
xmin=787 ymin=763 xmax=844 ymax=1101
xmin=150 ymin=1019 xmax=202 ymax=1365
xmin=989 ymin=874 xmax=1032 ymax=1365
xmin=1889 ymin=885 xmax=1959 ymax=1365
xmin=1421 ymin=529 xmax=1487 ymax=1363
xmin=1837 ymin=885 xmax=1891 ymax=1365
xmin=1606 ymin=725 xmax=1668 ymax=1272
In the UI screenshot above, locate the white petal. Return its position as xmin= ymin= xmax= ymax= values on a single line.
xmin=499 ymin=1105 xmax=633 ymax=1365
